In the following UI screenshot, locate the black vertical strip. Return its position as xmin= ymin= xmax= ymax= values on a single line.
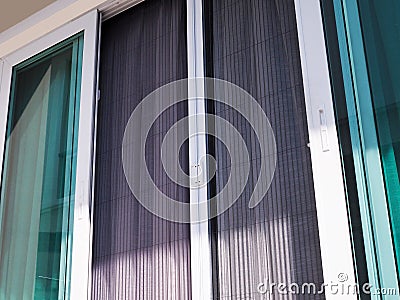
xmin=92 ymin=0 xmax=191 ymax=299
xmin=202 ymin=0 xmax=221 ymax=298
xmin=203 ymin=0 xmax=220 ymax=299
xmin=203 ymin=0 xmax=325 ymax=298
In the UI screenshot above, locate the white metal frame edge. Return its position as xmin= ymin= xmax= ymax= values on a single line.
xmin=0 ymin=58 xmax=9 ymax=250
xmin=70 ymin=10 xmax=99 ymax=300
xmin=293 ymin=0 xmax=357 ymax=298
xmin=0 ymin=10 xmax=99 ymax=300
xmin=187 ymin=0 xmax=213 ymax=300
xmin=86 ymin=10 xmax=103 ymax=300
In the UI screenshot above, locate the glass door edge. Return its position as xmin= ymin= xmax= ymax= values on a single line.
xmin=340 ymin=0 xmax=399 ymax=293
xmin=332 ymin=0 xmax=381 ymax=294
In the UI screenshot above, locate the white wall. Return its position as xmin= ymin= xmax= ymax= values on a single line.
xmin=0 ymin=0 xmax=141 ymax=58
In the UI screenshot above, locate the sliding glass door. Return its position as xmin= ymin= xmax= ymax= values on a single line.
xmin=356 ymin=0 xmax=400 ymax=275
xmin=0 ymin=35 xmax=83 ymax=300
xmin=322 ymin=0 xmax=400 ymax=294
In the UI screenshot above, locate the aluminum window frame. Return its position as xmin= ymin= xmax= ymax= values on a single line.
xmin=0 ymin=10 xmax=99 ymax=299
xmin=186 ymin=1 xmax=213 ymax=300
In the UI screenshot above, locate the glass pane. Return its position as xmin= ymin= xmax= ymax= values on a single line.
xmin=0 ymin=37 xmax=82 ymax=299
xmin=357 ymin=0 xmax=400 ymax=275
xmin=319 ymin=0 xmax=371 ymax=294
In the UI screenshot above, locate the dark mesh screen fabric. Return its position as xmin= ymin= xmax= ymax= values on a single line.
xmin=92 ymin=0 xmax=191 ymax=299
xmin=203 ymin=0 xmax=325 ymax=298
xmin=92 ymin=0 xmax=325 ymax=298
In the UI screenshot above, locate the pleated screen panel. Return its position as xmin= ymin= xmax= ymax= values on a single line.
xmin=92 ymin=0 xmax=191 ymax=299
xmin=204 ymin=0 xmax=325 ymax=299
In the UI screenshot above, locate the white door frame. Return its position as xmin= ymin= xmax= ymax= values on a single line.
xmin=294 ymin=0 xmax=357 ymax=299
xmin=187 ymin=0 xmax=213 ymax=299
xmin=0 ymin=10 xmax=99 ymax=299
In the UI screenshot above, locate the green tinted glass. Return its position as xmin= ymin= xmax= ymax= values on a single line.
xmin=0 ymin=35 xmax=83 ymax=299
xmin=357 ymin=0 xmax=400 ymax=276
